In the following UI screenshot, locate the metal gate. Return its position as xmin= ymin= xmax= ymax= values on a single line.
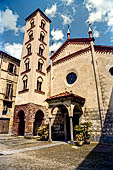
xmin=0 ymin=118 xmax=10 ymax=134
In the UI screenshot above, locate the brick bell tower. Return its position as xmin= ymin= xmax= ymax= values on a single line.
xmin=13 ymin=9 xmax=51 ymax=136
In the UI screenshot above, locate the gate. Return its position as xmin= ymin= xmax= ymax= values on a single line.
xmin=0 ymin=118 xmax=10 ymax=134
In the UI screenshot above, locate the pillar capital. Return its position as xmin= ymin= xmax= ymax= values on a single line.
xmin=68 ymin=104 xmax=74 ymax=117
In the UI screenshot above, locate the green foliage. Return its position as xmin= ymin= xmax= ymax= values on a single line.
xmin=38 ymin=124 xmax=49 ymax=141
xmin=74 ymin=122 xmax=92 ymax=141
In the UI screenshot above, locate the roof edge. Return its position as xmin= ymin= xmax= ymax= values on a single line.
xmin=0 ymin=51 xmax=20 ymax=65
xmin=25 ymin=8 xmax=51 ymax=23
xmin=50 ymin=38 xmax=94 ymax=60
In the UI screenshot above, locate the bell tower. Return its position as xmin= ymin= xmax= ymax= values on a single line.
xmin=13 ymin=9 xmax=51 ymax=136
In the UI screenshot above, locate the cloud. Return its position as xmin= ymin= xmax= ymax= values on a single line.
xmin=49 ymin=42 xmax=63 ymax=53
xmin=4 ymin=43 xmax=22 ymax=59
xmin=93 ymin=27 xmax=100 ymax=38
xmin=19 ymin=25 xmax=25 ymax=33
xmin=84 ymin=0 xmax=113 ymax=31
xmin=62 ymin=0 xmax=74 ymax=6
xmin=0 ymin=8 xmax=25 ymax=35
xmin=45 ymin=4 xmax=57 ymax=18
xmin=51 ymin=29 xmax=64 ymax=41
xmin=61 ymin=14 xmax=73 ymax=25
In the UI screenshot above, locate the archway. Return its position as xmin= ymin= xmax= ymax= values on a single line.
xmin=73 ymin=105 xmax=82 ymax=139
xmin=51 ymin=104 xmax=69 ymax=141
xmin=18 ymin=110 xmax=25 ymax=136
xmin=33 ymin=110 xmax=44 ymax=136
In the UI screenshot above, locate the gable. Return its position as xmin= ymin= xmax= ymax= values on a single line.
xmin=51 ymin=38 xmax=92 ymax=63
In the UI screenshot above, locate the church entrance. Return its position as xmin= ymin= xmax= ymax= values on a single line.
xmin=51 ymin=105 xmax=69 ymax=141
xmin=18 ymin=110 xmax=25 ymax=136
xmin=46 ymin=91 xmax=85 ymax=142
xmin=33 ymin=110 xmax=44 ymax=136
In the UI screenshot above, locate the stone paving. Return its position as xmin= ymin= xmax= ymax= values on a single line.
xmin=0 ymin=135 xmax=113 ymax=170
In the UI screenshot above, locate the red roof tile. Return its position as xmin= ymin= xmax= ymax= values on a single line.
xmin=46 ymin=91 xmax=85 ymax=102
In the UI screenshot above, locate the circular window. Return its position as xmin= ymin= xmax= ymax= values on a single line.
xmin=109 ymin=67 xmax=113 ymax=76
xmin=66 ymin=72 xmax=77 ymax=84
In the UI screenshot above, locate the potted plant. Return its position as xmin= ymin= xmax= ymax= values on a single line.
xmin=76 ymin=133 xmax=84 ymax=146
xmin=81 ymin=122 xmax=92 ymax=144
xmin=74 ymin=125 xmax=84 ymax=146
xmin=38 ymin=124 xmax=49 ymax=141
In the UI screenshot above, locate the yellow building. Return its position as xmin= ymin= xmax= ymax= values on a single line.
xmin=0 ymin=51 xmax=20 ymax=134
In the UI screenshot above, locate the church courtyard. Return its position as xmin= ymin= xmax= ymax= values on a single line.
xmin=0 ymin=136 xmax=113 ymax=170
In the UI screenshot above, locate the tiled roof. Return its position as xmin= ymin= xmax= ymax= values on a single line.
xmin=46 ymin=91 xmax=85 ymax=102
xmin=94 ymin=45 xmax=113 ymax=53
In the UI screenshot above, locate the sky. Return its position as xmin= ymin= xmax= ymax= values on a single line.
xmin=0 ymin=0 xmax=113 ymax=59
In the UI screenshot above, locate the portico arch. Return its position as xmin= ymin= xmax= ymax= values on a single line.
xmin=46 ymin=91 xmax=85 ymax=142
xmin=33 ymin=110 xmax=44 ymax=136
xmin=18 ymin=110 xmax=25 ymax=136
xmin=51 ymin=104 xmax=70 ymax=141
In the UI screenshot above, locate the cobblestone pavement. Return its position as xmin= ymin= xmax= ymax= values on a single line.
xmin=0 ymin=135 xmax=113 ymax=170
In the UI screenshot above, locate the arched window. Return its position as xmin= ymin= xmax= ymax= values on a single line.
xmin=37 ymin=77 xmax=43 ymax=91
xmin=22 ymin=75 xmax=28 ymax=90
xmin=28 ymin=30 xmax=33 ymax=40
xmin=38 ymin=59 xmax=44 ymax=72
xmin=27 ymin=44 xmax=31 ymax=55
xmin=24 ymin=58 xmax=30 ymax=71
xmin=40 ymin=31 xmax=45 ymax=42
xmin=39 ymin=44 xmax=44 ymax=56
xmin=30 ymin=19 xmax=34 ymax=28
xmin=41 ymin=19 xmax=46 ymax=29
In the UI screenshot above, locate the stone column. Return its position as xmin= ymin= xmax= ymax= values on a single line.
xmin=49 ymin=116 xmax=52 ymax=142
xmin=70 ymin=116 xmax=74 ymax=142
xmin=64 ymin=113 xmax=67 ymax=141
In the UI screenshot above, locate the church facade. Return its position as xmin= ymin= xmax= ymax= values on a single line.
xmin=13 ymin=8 xmax=113 ymax=142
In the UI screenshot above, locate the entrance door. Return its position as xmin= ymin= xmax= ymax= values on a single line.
xmin=0 ymin=118 xmax=9 ymax=134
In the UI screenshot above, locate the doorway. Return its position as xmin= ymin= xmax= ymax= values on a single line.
xmin=33 ymin=110 xmax=44 ymax=136
xmin=18 ymin=110 xmax=25 ymax=136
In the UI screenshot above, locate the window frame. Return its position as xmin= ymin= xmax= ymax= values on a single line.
xmin=38 ymin=59 xmax=44 ymax=72
xmin=41 ymin=19 xmax=46 ymax=29
xmin=22 ymin=75 xmax=28 ymax=90
xmin=27 ymin=44 xmax=31 ymax=55
xmin=28 ymin=30 xmax=33 ymax=40
xmin=30 ymin=19 xmax=34 ymax=28
xmin=39 ymin=44 xmax=44 ymax=56
xmin=37 ymin=77 xmax=43 ymax=91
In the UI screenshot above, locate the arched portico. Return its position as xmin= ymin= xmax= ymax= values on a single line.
xmin=18 ymin=110 xmax=25 ymax=136
xmin=46 ymin=91 xmax=85 ymax=142
xmin=33 ymin=110 xmax=44 ymax=136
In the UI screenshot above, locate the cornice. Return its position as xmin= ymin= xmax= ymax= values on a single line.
xmin=50 ymin=38 xmax=94 ymax=61
xmin=94 ymin=45 xmax=113 ymax=54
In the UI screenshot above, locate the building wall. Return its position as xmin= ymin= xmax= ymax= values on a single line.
xmin=0 ymin=52 xmax=20 ymax=134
